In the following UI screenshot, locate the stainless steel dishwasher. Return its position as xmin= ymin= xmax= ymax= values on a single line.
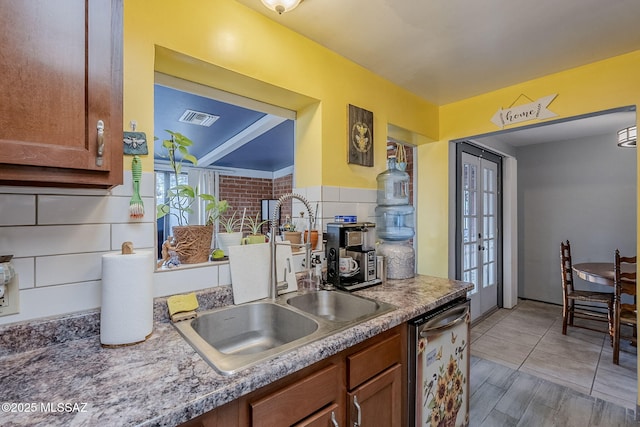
xmin=408 ymin=297 xmax=470 ymax=427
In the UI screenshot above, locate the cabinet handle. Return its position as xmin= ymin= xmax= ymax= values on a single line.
xmin=353 ymin=395 xmax=361 ymax=427
xmin=330 ymin=411 xmax=339 ymax=427
xmin=96 ymin=120 xmax=105 ymax=166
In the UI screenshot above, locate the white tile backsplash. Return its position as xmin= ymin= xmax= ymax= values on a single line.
xmin=0 ymin=177 xmax=374 ymax=326
xmin=339 ymin=187 xmax=376 ymax=203
xmin=0 ymin=225 xmax=111 ymax=257
xmin=111 ymin=223 xmax=156 ymax=250
xmin=154 ymin=264 xmax=221 ymax=297
xmin=321 ymin=186 xmax=341 ymax=202
xmin=0 ymin=194 xmax=36 ymax=225
xmin=38 ymin=195 xmax=156 ymax=224
xmin=7 ymin=281 xmax=102 ymax=324
xmin=218 ymin=263 xmax=231 ymax=286
xmin=36 ymin=253 xmax=105 ymax=287
xmin=13 ymin=258 xmax=34 ymax=289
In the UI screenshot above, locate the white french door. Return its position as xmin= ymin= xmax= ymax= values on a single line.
xmin=459 ymin=149 xmax=501 ymax=321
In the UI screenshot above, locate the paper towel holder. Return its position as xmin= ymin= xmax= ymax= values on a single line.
xmin=122 ymin=241 xmax=134 ymax=255
xmin=100 ymin=241 xmax=154 ymax=348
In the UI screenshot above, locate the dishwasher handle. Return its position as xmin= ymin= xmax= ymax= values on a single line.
xmin=419 ymin=303 xmax=469 ymax=337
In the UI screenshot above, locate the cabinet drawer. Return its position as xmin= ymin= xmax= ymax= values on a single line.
xmin=293 ymin=403 xmax=340 ymax=427
xmin=251 ymin=364 xmax=340 ymax=426
xmin=347 ymin=333 xmax=401 ymax=389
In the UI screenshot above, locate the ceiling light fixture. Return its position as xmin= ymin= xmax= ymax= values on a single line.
xmin=617 ymin=125 xmax=637 ymax=148
xmin=261 ymin=0 xmax=302 ymax=15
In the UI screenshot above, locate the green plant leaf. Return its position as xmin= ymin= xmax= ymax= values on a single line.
xmin=156 ymin=204 xmax=170 ymax=219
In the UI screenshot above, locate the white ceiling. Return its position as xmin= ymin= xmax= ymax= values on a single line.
xmin=236 ymin=0 xmax=639 ymax=146
xmin=237 ymin=0 xmax=640 ymax=105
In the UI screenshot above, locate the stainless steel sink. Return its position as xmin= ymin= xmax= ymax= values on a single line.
xmin=174 ymin=301 xmax=320 ymax=375
xmin=286 ymin=290 xmax=390 ymax=322
xmin=173 ymin=292 xmax=396 ymax=375
xmin=191 ymin=302 xmax=318 ymax=355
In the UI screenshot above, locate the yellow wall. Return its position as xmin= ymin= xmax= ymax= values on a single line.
xmin=417 ymin=51 xmax=640 ymax=276
xmin=124 ymin=1 xmax=639 ymax=282
xmin=123 ymin=0 xmax=438 ymax=188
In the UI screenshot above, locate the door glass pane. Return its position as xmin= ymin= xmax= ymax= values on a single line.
xmin=470 ymin=164 xmax=477 ymax=189
xmin=483 ymin=216 xmax=496 ymax=239
xmin=464 ymin=190 xmax=476 ymax=216
xmin=488 ymin=239 xmax=495 ymax=262
xmin=484 ymin=167 xmax=494 ymax=191
xmin=463 ymin=244 xmax=471 ymax=270
xmin=483 ymin=261 xmax=495 ymax=287
xmin=463 ymin=164 xmax=469 ymax=189
xmin=465 ymin=270 xmax=478 ymax=294
xmin=464 ymin=244 xmax=477 ymax=270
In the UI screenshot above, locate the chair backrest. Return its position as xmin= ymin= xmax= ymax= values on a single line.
xmin=560 ymin=240 xmax=574 ymax=295
xmin=614 ymin=249 xmax=637 ymax=299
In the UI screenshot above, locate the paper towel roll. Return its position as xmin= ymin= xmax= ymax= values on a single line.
xmin=100 ymin=249 xmax=154 ymax=346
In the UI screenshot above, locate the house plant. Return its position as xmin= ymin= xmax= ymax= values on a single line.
xmin=243 ymin=212 xmax=269 ymax=244
xmin=217 ymin=211 xmax=243 ymax=255
xmin=156 ymin=130 xmax=223 ymax=264
xmin=281 ymin=215 xmax=302 ymax=248
xmin=396 ymin=143 xmax=407 ymax=171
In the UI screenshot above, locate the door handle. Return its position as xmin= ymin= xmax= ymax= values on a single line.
xmin=420 ymin=303 xmax=470 ymax=336
xmin=96 ymin=120 xmax=105 ymax=166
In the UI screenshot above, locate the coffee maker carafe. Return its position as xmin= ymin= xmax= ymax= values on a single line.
xmin=326 ymin=222 xmax=381 ymax=291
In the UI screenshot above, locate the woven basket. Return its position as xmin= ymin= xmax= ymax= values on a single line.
xmin=172 ymin=225 xmax=213 ymax=264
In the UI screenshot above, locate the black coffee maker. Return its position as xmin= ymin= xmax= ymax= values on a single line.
xmin=325 ymin=222 xmax=381 ymax=291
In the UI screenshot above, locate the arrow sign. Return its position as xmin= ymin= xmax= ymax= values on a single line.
xmin=491 ymin=94 xmax=557 ymax=128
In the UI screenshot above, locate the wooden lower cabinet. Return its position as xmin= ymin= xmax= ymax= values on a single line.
xmin=348 ymin=365 xmax=402 ymax=427
xmin=250 ymin=364 xmax=342 ymax=427
xmin=180 ymin=325 xmax=405 ymax=427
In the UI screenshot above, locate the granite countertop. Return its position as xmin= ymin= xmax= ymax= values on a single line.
xmin=0 ymin=275 xmax=472 ymax=427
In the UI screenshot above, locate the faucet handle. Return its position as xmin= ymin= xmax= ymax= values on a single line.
xmin=276 ymin=267 xmax=289 ymax=293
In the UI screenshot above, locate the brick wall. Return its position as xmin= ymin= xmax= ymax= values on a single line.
xmin=273 ymin=174 xmax=293 ymax=223
xmin=219 ymin=174 xmax=293 ymax=233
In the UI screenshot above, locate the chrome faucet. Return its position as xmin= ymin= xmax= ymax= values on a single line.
xmin=269 ymin=193 xmax=315 ymax=300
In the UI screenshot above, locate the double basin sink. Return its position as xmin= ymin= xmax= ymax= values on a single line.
xmin=173 ymin=290 xmax=396 ymax=375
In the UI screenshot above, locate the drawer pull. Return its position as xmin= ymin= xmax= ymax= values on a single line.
xmin=331 ymin=411 xmax=339 ymax=427
xmin=96 ymin=120 xmax=105 ymax=166
xmin=353 ymin=395 xmax=361 ymax=427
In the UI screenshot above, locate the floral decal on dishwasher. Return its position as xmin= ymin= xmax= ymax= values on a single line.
xmin=421 ymin=332 xmax=467 ymax=427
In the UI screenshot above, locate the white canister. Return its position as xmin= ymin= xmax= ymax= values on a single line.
xmin=377 ymin=241 xmax=415 ymax=280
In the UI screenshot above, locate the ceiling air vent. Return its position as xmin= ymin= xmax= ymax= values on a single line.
xmin=178 ymin=109 xmax=220 ymax=127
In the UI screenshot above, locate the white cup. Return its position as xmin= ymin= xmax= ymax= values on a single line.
xmin=339 ymin=256 xmax=358 ymax=274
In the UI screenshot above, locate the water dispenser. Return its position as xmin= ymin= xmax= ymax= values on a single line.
xmin=375 ymin=156 xmax=415 ymax=279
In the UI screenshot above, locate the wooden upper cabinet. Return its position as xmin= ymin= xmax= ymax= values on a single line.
xmin=0 ymin=0 xmax=123 ymax=188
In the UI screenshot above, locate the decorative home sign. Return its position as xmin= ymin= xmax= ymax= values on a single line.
xmin=490 ymin=94 xmax=557 ymax=128
xmin=348 ymin=104 xmax=374 ymax=167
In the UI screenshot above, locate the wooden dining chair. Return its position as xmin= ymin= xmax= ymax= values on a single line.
xmin=560 ymin=240 xmax=613 ymax=335
xmin=613 ymin=249 xmax=637 ymax=365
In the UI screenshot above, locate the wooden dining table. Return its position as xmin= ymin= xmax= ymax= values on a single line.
xmin=572 ymin=262 xmax=636 ymax=287
xmin=573 ymin=262 xmax=637 ymax=302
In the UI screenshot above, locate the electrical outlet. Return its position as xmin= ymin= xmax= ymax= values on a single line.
xmin=0 ymin=274 xmax=19 ymax=317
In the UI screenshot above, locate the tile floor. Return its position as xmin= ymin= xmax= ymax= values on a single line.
xmin=471 ymin=299 xmax=637 ymax=412
xmin=470 ymin=355 xmax=638 ymax=426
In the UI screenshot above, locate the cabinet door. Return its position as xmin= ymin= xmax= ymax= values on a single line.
xmin=0 ymin=0 xmax=123 ymax=187
xmin=348 ymin=364 xmax=402 ymax=427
